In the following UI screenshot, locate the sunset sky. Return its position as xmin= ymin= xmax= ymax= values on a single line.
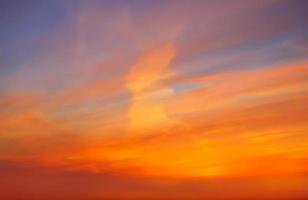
xmin=0 ymin=0 xmax=308 ymax=199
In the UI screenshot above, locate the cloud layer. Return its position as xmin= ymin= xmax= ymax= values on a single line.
xmin=0 ymin=0 xmax=308 ymax=199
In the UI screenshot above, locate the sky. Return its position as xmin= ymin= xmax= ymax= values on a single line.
xmin=0 ymin=0 xmax=308 ymax=199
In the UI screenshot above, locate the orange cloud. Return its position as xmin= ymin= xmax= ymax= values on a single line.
xmin=126 ymin=44 xmax=176 ymax=135
xmin=167 ymin=62 xmax=308 ymax=115
xmin=2 ymin=62 xmax=307 ymax=179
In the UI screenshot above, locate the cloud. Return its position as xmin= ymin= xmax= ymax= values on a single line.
xmin=0 ymin=1 xmax=308 ymax=199
xmin=167 ymin=62 xmax=308 ymax=115
xmin=126 ymin=43 xmax=176 ymax=135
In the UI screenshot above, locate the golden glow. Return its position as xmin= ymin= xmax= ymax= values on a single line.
xmin=126 ymin=44 xmax=176 ymax=135
xmin=1 ymin=1 xmax=308 ymax=199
